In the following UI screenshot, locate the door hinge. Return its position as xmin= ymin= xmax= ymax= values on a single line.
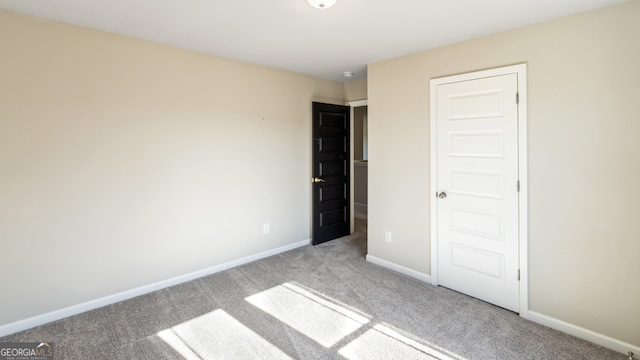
xmin=517 ymin=270 xmax=521 ymax=281
xmin=517 ymin=180 xmax=520 ymax=192
xmin=516 ymin=92 xmax=519 ymax=104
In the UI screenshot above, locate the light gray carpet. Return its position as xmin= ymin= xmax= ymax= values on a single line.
xmin=0 ymin=213 xmax=626 ymax=359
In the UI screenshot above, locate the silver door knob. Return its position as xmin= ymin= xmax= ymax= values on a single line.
xmin=438 ymin=191 xmax=447 ymax=199
xmin=312 ymin=177 xmax=326 ymax=183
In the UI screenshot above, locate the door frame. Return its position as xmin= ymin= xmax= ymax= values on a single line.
xmin=429 ymin=64 xmax=529 ymax=318
xmin=347 ymin=99 xmax=368 ymax=234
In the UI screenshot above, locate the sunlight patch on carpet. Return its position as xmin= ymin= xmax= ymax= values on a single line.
xmin=157 ymin=309 xmax=291 ymax=360
xmin=339 ymin=323 xmax=466 ymax=360
xmin=246 ymin=282 xmax=370 ymax=347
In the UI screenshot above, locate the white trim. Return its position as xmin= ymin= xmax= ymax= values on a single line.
xmin=347 ymin=99 xmax=368 ymax=235
xmin=429 ymin=77 xmax=439 ymax=286
xmin=0 ymin=239 xmax=311 ymax=337
xmin=429 ymin=64 xmax=529 ymax=318
xmin=366 ymin=255 xmax=432 ymax=284
xmin=516 ymin=65 xmax=529 ymax=319
xmin=347 ymin=99 xmax=368 ymax=108
xmin=529 ymin=311 xmax=639 ymax=357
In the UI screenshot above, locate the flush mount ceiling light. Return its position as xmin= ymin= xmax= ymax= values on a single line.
xmin=342 ymin=71 xmax=354 ymax=78
xmin=307 ymin=0 xmax=337 ymax=9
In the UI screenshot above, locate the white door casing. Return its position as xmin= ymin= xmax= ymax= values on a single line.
xmin=430 ymin=64 xmax=528 ymax=316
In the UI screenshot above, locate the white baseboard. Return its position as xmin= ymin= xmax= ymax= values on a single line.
xmin=0 ymin=239 xmax=311 ymax=338
xmin=365 ymin=258 xmax=638 ymax=357
xmin=366 ymin=255 xmax=431 ymax=284
xmin=528 ymin=311 xmax=639 ymax=357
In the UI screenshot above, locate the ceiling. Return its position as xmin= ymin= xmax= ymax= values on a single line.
xmin=0 ymin=0 xmax=626 ymax=82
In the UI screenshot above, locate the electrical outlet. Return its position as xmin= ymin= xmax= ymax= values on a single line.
xmin=263 ymin=223 xmax=270 ymax=234
xmin=385 ymin=231 xmax=392 ymax=243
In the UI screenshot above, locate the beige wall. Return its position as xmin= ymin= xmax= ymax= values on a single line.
xmin=353 ymin=107 xmax=367 ymax=160
xmin=344 ymin=78 xmax=368 ymax=102
xmin=368 ymin=1 xmax=639 ymax=347
xmin=0 ymin=10 xmax=344 ymax=326
xmin=354 ymin=163 xmax=368 ymax=205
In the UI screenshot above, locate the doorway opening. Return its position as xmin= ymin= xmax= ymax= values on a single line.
xmin=348 ymin=100 xmax=368 ymax=232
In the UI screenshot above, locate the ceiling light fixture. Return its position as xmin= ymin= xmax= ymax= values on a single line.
xmin=342 ymin=71 xmax=354 ymax=78
xmin=307 ymin=0 xmax=337 ymax=9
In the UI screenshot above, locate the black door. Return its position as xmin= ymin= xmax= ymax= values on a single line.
xmin=312 ymin=102 xmax=350 ymax=245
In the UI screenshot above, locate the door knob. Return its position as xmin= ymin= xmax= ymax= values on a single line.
xmin=312 ymin=177 xmax=326 ymax=183
xmin=438 ymin=191 xmax=447 ymax=199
